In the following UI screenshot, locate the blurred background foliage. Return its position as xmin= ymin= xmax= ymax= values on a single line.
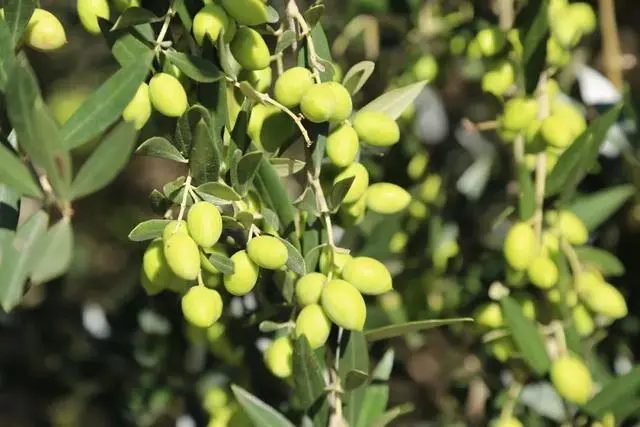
xmin=3 ymin=0 xmax=640 ymax=426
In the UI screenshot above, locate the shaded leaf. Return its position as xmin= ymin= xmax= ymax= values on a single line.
xmin=231 ymin=385 xmax=295 ymax=427
xmin=355 ymin=349 xmax=394 ymax=427
xmin=304 ymin=243 xmax=327 ymax=273
xmin=0 ymin=19 xmax=14 ymax=91
xmin=501 ymin=296 xmax=550 ymax=375
xmin=165 ymin=50 xmax=222 ymax=83
xmin=518 ymin=166 xmax=535 ymax=221
xmin=0 ymin=139 xmax=42 ymax=199
xmin=111 ymin=7 xmax=160 ymax=31
xmin=294 ymin=187 xmax=320 ymax=218
xmin=30 ymin=218 xmax=73 ymax=285
xmin=293 ymin=336 xmax=327 ymax=410
xmin=265 ymin=5 xmax=279 ymax=23
xmin=197 ymin=182 xmax=241 ymax=202
xmin=342 ymin=61 xmax=375 ymax=96
xmin=128 ymin=219 xmax=171 ymax=242
xmin=574 ymin=246 xmax=625 ymax=276
xmin=519 ymin=0 xmax=549 ymax=94
xmin=135 ymin=137 xmax=188 ymax=163
xmin=61 ymin=52 xmax=152 ymax=149
xmin=275 ymin=236 xmax=306 ymax=275
xmin=364 ymin=318 xmax=473 ymax=342
xmin=216 ymin=34 xmax=241 ymax=79
xmin=344 ymin=370 xmax=369 ymax=391
xmin=329 ymin=177 xmax=355 ymax=211
xmin=568 ymin=185 xmax=634 ymax=231
xmin=70 ymin=121 xmax=137 ymax=200
xmin=583 ymin=366 xmax=640 ymax=417
xmin=270 ymin=158 xmax=306 ymax=177
xmin=5 ymin=0 xmax=35 ymax=47
xmin=359 ymin=81 xmax=427 ymax=120
xmin=303 ymin=4 xmax=325 ymax=28
xmin=236 ymin=151 xmax=264 ymax=195
xmin=262 ymin=207 xmax=280 ymax=232
xmin=189 ymin=118 xmax=221 ymax=185
xmin=275 ymin=29 xmax=297 ymax=54
xmin=208 ymin=253 xmax=234 ymax=275
xmin=340 ymin=331 xmax=369 ymax=426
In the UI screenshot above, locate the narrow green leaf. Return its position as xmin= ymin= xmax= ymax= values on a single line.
xmin=364 ymin=318 xmax=473 ymax=342
xmin=111 ymin=7 xmax=160 ymax=31
xmin=304 ymin=243 xmax=327 ymax=273
xmin=574 ymin=246 xmax=625 ymax=276
xmin=189 ymin=119 xmax=221 ymax=185
xmin=355 ymin=349 xmax=394 ymax=427
xmin=111 ymin=29 xmax=152 ymax=67
xmin=216 ymin=35 xmax=241 ymax=79
xmin=329 ymin=177 xmax=355 ymax=211
xmin=165 ymin=50 xmax=222 ymax=83
xmin=61 ymin=53 xmax=152 ymax=149
xmin=340 ymin=331 xmax=370 ymax=427
xmin=275 ymin=29 xmax=297 ymax=54
xmin=568 ymin=185 xmax=634 ymax=231
xmin=0 ymin=210 xmax=48 ymax=312
xmin=135 ymin=137 xmax=188 ymax=163
xmin=270 ymin=158 xmax=306 ymax=177
xmin=295 ymin=187 xmax=320 ymax=218
xmin=0 ymin=181 xmax=19 ymax=233
xmin=501 ymin=296 xmax=550 ymax=375
xmin=371 ymin=403 xmax=415 ymax=427
xmin=231 ymin=385 xmax=296 ymax=427
xmin=128 ymin=219 xmax=171 ymax=242
xmin=262 ymin=207 xmax=280 ymax=232
xmin=519 ymin=0 xmax=549 ymax=94
xmin=0 ymin=140 xmax=42 ymax=199
xmin=518 ymin=166 xmax=535 ymax=221
xmin=275 ymin=236 xmax=306 ymax=275
xmin=208 ymin=253 xmax=234 ymax=275
xmin=359 ymin=81 xmax=427 ymax=120
xmin=344 ymin=370 xmax=369 ymax=391
xmin=197 ymin=182 xmax=241 ymax=202
xmin=292 ymin=336 xmax=328 ymax=426
xmin=583 ymin=366 xmax=640 ymax=417
xmin=236 ymin=151 xmax=264 ymax=194
xmin=342 ymin=61 xmax=375 ymax=96
xmin=5 ymin=0 xmax=35 ymax=47
xmin=0 ymin=20 xmax=14 ymax=91
xmin=30 ymin=218 xmax=73 ymax=285
xmin=297 ymin=24 xmax=333 ymax=82
xmin=70 ymin=121 xmax=137 ymax=200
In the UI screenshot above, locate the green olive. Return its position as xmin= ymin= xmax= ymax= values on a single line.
xmin=264 ymin=336 xmax=292 ymax=379
xmin=541 ymin=114 xmax=574 ymax=148
xmin=500 ymin=97 xmax=538 ymax=132
xmin=181 ymin=286 xmax=223 ymax=328
xmin=489 ymin=336 xmax=516 ymax=362
xmin=122 ymin=82 xmax=151 ymax=130
xmin=320 ymin=279 xmax=366 ymax=331
xmin=557 ymin=210 xmax=588 ymax=245
xmin=193 ymin=4 xmax=230 ymax=45
xmin=489 ymin=417 xmax=524 ymax=427
xmin=342 ymin=256 xmax=392 ymax=295
xmin=578 ymin=274 xmax=627 ymax=319
xmin=300 ymin=83 xmax=336 ymax=123
xmin=247 ymin=235 xmax=288 ymax=270
xmin=352 ymin=111 xmax=400 ymax=147
xmin=203 ymin=386 xmax=229 ymax=414
xmin=503 ymin=222 xmax=536 ymax=270
xmin=230 ymin=27 xmax=270 ymax=71
xmin=418 ymin=174 xmax=441 ymax=203
xmin=220 ymin=0 xmax=268 ymax=26
xmin=481 ymin=60 xmax=515 ymax=96
xmin=546 ymin=36 xmax=572 ymax=67
xmin=527 ymin=255 xmax=559 ymax=289
xmin=77 ymin=0 xmax=110 ymax=35
xmin=162 ymin=220 xmax=189 ymax=243
xmin=113 ymin=0 xmax=140 ymax=12
xmin=326 ymin=124 xmax=359 ymax=168
xmin=325 ymin=82 xmax=353 ymax=123
xmin=338 ymin=195 xmax=366 ymax=227
xmin=550 ymin=354 xmax=593 ymax=404
xmin=572 ymin=304 xmax=595 ymax=337
xmin=247 ymin=103 xmax=297 ymax=152
xmin=273 ymin=67 xmax=314 ymax=108
xmin=149 ymin=73 xmax=188 ymax=118
xmin=200 ymin=243 xmax=228 ymax=274
xmin=223 ymin=250 xmax=259 ymax=296
xmin=239 ymin=67 xmax=273 ymax=93
xmin=24 ymin=9 xmax=67 ymax=51
xmin=389 ymin=232 xmax=408 ymax=254
xmin=365 ymin=182 xmax=411 ymax=215
xmin=164 ymin=233 xmax=201 ymax=281
xmin=318 ymin=248 xmax=352 ymax=277
xmin=295 ymin=272 xmax=327 ymax=306
xmin=474 ymin=27 xmax=506 ymax=56
xmin=295 ymin=304 xmax=332 ymax=349
xmin=412 ymin=54 xmax=438 ymax=83
xmin=333 ymin=163 xmax=369 ymax=204
xmin=142 ymin=239 xmax=187 ymax=294
xmin=473 ymin=302 xmax=504 ymax=329
xmin=187 ymin=201 xmax=223 ymax=248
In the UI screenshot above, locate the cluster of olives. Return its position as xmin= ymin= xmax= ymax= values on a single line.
xmin=547 ymin=0 xmax=597 ymax=67
xmin=0 ymin=8 xmax=67 ymax=51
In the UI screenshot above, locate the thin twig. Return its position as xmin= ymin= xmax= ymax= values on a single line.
xmin=533 ymin=72 xmax=550 ymax=247
xmin=599 ymin=0 xmax=623 ymax=89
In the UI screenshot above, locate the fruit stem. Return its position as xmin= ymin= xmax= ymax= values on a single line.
xmin=197 ymin=271 xmax=205 ymax=287
xmin=155 ymin=0 xmax=177 ymax=54
xmin=561 ymin=237 xmax=582 ymax=279
xmin=599 ymin=0 xmax=624 ymax=89
xmin=552 ymin=320 xmax=568 ymax=356
xmin=328 ymin=327 xmax=345 ymax=427
xmin=287 ymin=0 xmax=323 ymax=83
xmin=176 ymin=175 xmax=193 ymax=224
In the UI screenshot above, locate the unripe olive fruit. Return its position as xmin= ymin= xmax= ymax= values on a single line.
xmin=187 ymin=201 xmax=223 ymax=248
xmin=489 ymin=337 xmax=516 ymax=362
xmin=247 ymin=103 xmax=297 ymax=152
xmin=24 ymin=9 xmax=68 ymax=51
xmin=149 ymin=73 xmax=188 ymax=118
xmin=412 ymin=54 xmax=438 ymax=83
xmin=326 ymin=82 xmax=353 ymax=123
xmin=273 ymin=67 xmax=314 ymax=108
xmin=333 ymin=163 xmax=369 ymax=204
xmin=342 ymin=256 xmax=392 ymax=295
xmin=352 ymin=111 xmax=400 ymax=147
xmin=407 ymin=153 xmax=429 ymax=181
xmin=200 ymin=243 xmax=228 ymax=274
xmin=473 ymin=302 xmax=504 ymax=329
xmin=557 ymin=210 xmax=588 ymax=245
xmin=77 ymin=0 xmax=110 ymax=35
xmin=389 ymin=232 xmax=408 ymax=254
xmin=164 ymin=233 xmax=201 ymax=281
xmin=572 ymin=304 xmax=595 ymax=337
xmin=223 ymin=250 xmax=259 ymax=296
xmin=542 ymin=231 xmax=560 ymax=255
xmin=541 ymin=114 xmax=574 ymax=148
xmin=295 ymin=272 xmax=327 ymax=306
xmin=527 ymin=255 xmax=558 ymax=289
xmin=203 ymin=386 xmax=228 ymax=414
xmin=300 ymin=83 xmax=336 ymax=123
xmin=193 ymin=4 xmax=230 ymax=45
xmin=570 ymin=2 xmax=597 ymax=34
xmin=501 ymin=98 xmax=538 ymax=131
xmin=181 ymin=286 xmax=223 ymax=328
xmin=339 ymin=196 xmax=366 ymax=227
xmin=163 ymin=220 xmax=189 ymax=243
xmin=295 ymin=304 xmax=331 ymax=349
xmin=551 ymin=12 xmax=582 ymax=48
xmin=482 ymin=60 xmax=515 ymax=97
xmin=46 ymin=83 xmax=93 ymax=125
xmin=321 ymin=279 xmax=367 ymax=331
xmin=579 ymin=279 xmax=628 ymax=319
xmin=247 ymin=235 xmax=288 ymax=270
xmin=113 ymin=0 xmax=140 ymax=12
xmin=318 ymin=248 xmax=352 ymax=276
xmin=546 ymin=36 xmax=572 ymax=67
xmin=550 ymin=354 xmax=593 ymax=404
xmin=202 ymin=270 xmax=221 ymax=288
xmin=230 ymin=27 xmax=270 ymax=71
xmin=552 ymin=102 xmax=586 ymax=137
xmin=239 ymin=67 xmax=272 ymax=93
xmin=408 ymin=200 xmax=429 ymax=219
xmin=142 ymin=239 xmax=186 ymax=294
xmin=326 ymin=124 xmax=359 ymax=167
xmin=489 ymin=417 xmax=524 ymax=427
xmin=419 ymin=174 xmax=442 ymax=203
xmin=475 ymin=27 xmax=506 ymax=56
xmin=547 ymin=288 xmax=578 ymax=307
xmin=122 ymin=82 xmax=151 ymax=130
xmin=264 ymin=336 xmax=292 ymax=379
xmin=220 ymin=0 xmax=268 ymax=26
xmin=365 ymin=183 xmax=411 ymax=215
xmin=503 ymin=222 xmax=536 ymax=270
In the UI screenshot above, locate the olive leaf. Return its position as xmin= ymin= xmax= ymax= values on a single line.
xmin=359 ymin=81 xmax=427 ymax=120
xmin=135 ymin=137 xmax=188 ymax=163
xmin=342 ymin=61 xmax=375 ymax=96
xmin=128 ymin=219 xmax=172 ymax=242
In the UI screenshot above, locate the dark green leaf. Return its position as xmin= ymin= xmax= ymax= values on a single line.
xmin=70 ymin=121 xmax=137 ymax=200
xmin=0 ymin=182 xmax=19 ymax=233
xmin=568 ymin=185 xmax=634 ymax=231
xmin=275 ymin=29 xmax=297 ymax=54
xmin=111 ymin=7 xmax=160 ymax=30
xmin=294 ymin=187 xmax=320 ymax=218
xmin=574 ymin=246 xmax=625 ymax=276
xmin=61 ymin=53 xmax=152 ymax=149
xmin=216 ymin=35 xmax=241 ymax=79
xmin=292 ymin=336 xmax=328 ymax=413
xmin=261 ymin=207 xmax=280 ymax=232
xmin=501 ymin=296 xmax=550 ymax=375
xmin=30 ymin=218 xmax=73 ymax=285
xmin=197 ymin=182 xmax=241 ymax=202
xmin=5 ymin=0 xmax=35 ymax=47
xmin=275 ymin=236 xmax=306 ymax=275
xmin=189 ymin=119 xmax=221 ymax=185
xmin=329 ymin=177 xmax=355 ymax=211
xmin=0 ymin=20 xmax=14 ymax=91
xmin=208 ymin=253 xmax=234 ymax=275
xmin=340 ymin=331 xmax=370 ymax=426
xmin=111 ymin=29 xmax=152 ymax=66
xmin=360 ymin=81 xmax=427 ymax=120
xmin=135 ymin=137 xmax=188 ymax=163
xmin=128 ymin=219 xmax=171 ymax=242
xmin=231 ymin=385 xmax=296 ymax=427
xmin=583 ymin=366 xmax=640 ymax=417
xmin=355 ymin=349 xmax=394 ymax=427
xmin=174 ymin=0 xmax=192 ymax=31
xmin=304 ymin=244 xmax=327 ymax=273
xmin=342 ymin=61 xmax=375 ymax=96
xmin=231 ymin=101 xmax=251 ymax=152
xmin=0 ymin=210 xmax=48 ymax=312
xmin=371 ymin=403 xmax=415 ymax=427
xmin=0 ymin=140 xmax=42 ymax=199
xmin=297 ymin=24 xmax=333 ymax=82
xmin=236 ymin=151 xmax=264 ymax=195
xmin=270 ymin=158 xmax=306 ymax=177
xmin=519 ymin=0 xmax=549 ymax=94
xmin=365 ymin=318 xmax=473 ymax=342
xmin=303 ymin=4 xmax=325 ymax=28
xmin=518 ymin=165 xmax=535 ymax=221
xmin=546 ymin=104 xmax=623 ymax=198
xmin=344 ymin=370 xmax=369 ymax=391
xmin=165 ymin=50 xmax=222 ymax=83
